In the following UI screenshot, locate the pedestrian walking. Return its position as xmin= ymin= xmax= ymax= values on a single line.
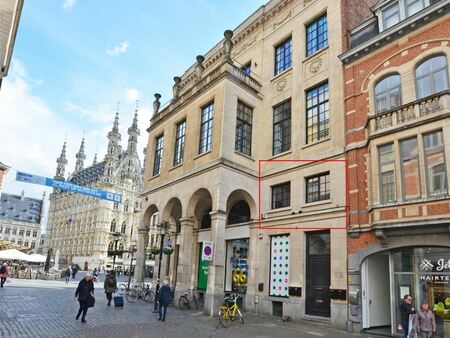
xmin=103 ymin=270 xmax=117 ymax=306
xmin=64 ymin=267 xmax=71 ymax=284
xmin=72 ymin=266 xmax=78 ymax=279
xmin=0 ymin=262 xmax=9 ymax=288
xmin=399 ymin=294 xmax=416 ymax=338
xmin=156 ymin=280 xmax=171 ymax=322
xmin=75 ymin=273 xmax=94 ymax=323
xmin=415 ymin=302 xmax=436 ymax=338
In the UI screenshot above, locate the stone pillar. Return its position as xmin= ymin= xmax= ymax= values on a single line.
xmin=134 ymin=226 xmax=149 ymax=283
xmin=175 ymin=218 xmax=195 ymax=290
xmin=204 ymin=210 xmax=227 ymax=316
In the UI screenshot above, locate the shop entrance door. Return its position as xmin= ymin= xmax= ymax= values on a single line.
xmin=362 ymin=254 xmax=391 ymax=329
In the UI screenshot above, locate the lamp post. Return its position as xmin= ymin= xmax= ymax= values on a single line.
xmin=111 ymin=232 xmax=121 ymax=270
xmin=153 ymin=221 xmax=170 ymax=312
xmin=127 ymin=245 xmax=137 ymax=291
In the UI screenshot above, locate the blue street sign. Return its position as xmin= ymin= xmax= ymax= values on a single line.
xmin=16 ymin=171 xmax=122 ymax=203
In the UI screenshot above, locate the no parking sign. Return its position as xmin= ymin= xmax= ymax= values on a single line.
xmin=202 ymin=241 xmax=214 ymax=261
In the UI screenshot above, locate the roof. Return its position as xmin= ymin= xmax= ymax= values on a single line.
xmin=0 ymin=239 xmax=30 ymax=252
xmin=69 ymin=161 xmax=106 ymax=186
xmin=0 ymin=193 xmax=42 ymax=224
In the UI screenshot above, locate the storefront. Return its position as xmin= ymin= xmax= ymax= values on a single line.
xmin=225 ymin=238 xmax=249 ymax=294
xmin=362 ymin=246 xmax=450 ymax=337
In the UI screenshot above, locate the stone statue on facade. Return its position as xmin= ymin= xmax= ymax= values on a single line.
xmin=172 ymin=76 xmax=181 ymax=100
xmin=195 ymin=55 xmax=205 ymax=80
xmin=153 ymin=93 xmax=161 ymax=115
xmin=223 ymin=30 xmax=234 ymax=64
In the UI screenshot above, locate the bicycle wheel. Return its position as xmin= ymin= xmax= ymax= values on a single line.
xmin=144 ymin=290 xmax=155 ymax=303
xmin=126 ymin=289 xmax=138 ymax=303
xmin=178 ymin=296 xmax=190 ymax=310
xmin=118 ymin=284 xmax=127 ymax=295
xmin=218 ymin=308 xmax=232 ymax=328
xmin=237 ymin=309 xmax=244 ymax=324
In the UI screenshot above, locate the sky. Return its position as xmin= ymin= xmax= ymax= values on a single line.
xmin=0 ymin=0 xmax=267 ymax=222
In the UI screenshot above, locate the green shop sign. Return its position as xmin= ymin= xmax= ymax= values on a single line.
xmin=197 ymin=242 xmax=209 ymax=289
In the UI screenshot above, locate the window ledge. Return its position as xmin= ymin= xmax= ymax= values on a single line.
xmin=266 ymin=206 xmax=292 ymax=215
xmin=301 ymin=199 xmax=332 ymax=208
xmin=302 ymin=46 xmax=329 ymax=64
xmin=194 ymin=150 xmax=212 ymax=160
xmin=301 ymin=137 xmax=330 ymax=149
xmin=270 ymin=150 xmax=292 ymax=160
xmin=169 ymin=163 xmax=183 ymax=172
xmin=271 ymin=67 xmax=293 ymax=83
xmin=148 ymin=174 xmax=160 ymax=181
xmin=234 ymin=150 xmax=255 ymax=161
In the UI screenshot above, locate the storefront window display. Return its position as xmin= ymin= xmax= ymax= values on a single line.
xmin=392 ymin=247 xmax=450 ymax=337
xmin=225 ymin=239 xmax=249 ymax=293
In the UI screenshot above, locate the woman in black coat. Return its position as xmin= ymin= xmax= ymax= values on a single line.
xmin=75 ymin=274 xmax=94 ymax=323
xmin=157 ymin=280 xmax=172 ymax=322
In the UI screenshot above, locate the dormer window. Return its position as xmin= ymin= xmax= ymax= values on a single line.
xmin=379 ymin=0 xmax=430 ymax=32
xmin=406 ymin=0 xmax=425 ymax=16
xmin=383 ymin=3 xmax=400 ymax=29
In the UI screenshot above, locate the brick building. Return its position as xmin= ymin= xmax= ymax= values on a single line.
xmin=340 ymin=0 xmax=450 ymax=336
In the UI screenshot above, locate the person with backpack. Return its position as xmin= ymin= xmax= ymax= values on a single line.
xmin=103 ymin=270 xmax=117 ymax=306
xmin=0 ymin=262 xmax=9 ymax=287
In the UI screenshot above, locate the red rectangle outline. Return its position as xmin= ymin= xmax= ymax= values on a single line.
xmin=258 ymin=159 xmax=348 ymax=231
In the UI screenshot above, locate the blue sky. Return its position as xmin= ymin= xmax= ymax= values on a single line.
xmin=0 ymin=0 xmax=266 ymax=205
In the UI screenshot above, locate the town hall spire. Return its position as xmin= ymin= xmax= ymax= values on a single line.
xmin=55 ymin=141 xmax=68 ymax=180
xmin=74 ymin=137 xmax=86 ymax=172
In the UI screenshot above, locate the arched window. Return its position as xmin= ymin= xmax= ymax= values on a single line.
xmin=200 ymin=208 xmax=212 ymax=229
xmin=108 ymin=241 xmax=114 ymax=251
xmin=227 ymin=200 xmax=251 ymax=225
xmin=110 ymin=219 xmax=116 ymax=232
xmin=374 ymin=74 xmax=401 ymax=113
xmin=121 ymin=222 xmax=126 ymax=234
xmin=416 ymin=55 xmax=449 ymax=99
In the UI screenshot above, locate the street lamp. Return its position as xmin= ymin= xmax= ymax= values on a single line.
xmin=111 ymin=232 xmax=121 ymax=270
xmin=153 ymin=221 xmax=170 ymax=312
xmin=127 ymin=245 xmax=137 ymax=291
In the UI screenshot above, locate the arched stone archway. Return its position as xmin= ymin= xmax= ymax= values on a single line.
xmin=225 ymin=189 xmax=257 ymax=224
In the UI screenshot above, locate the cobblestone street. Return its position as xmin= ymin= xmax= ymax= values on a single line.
xmin=0 ymin=278 xmax=370 ymax=338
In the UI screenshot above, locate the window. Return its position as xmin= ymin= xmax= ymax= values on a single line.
xmin=242 ymin=62 xmax=251 ymax=75
xmin=400 ymin=138 xmax=421 ymax=200
xmin=225 ymin=238 xmax=249 ymax=293
xmin=416 ymin=55 xmax=449 ymax=99
xmin=31 ymin=242 xmax=35 ymax=249
xmin=17 ymin=240 xmax=23 ymax=245
xmin=113 ymin=202 xmax=119 ymax=210
xmin=110 ymin=220 xmax=116 ymax=233
xmin=424 ymin=131 xmax=447 ymax=196
xmin=11 ymin=239 xmax=16 ymax=243
xmin=153 ymin=134 xmax=164 ymax=176
xmin=26 ymin=230 xmax=30 ymax=237
xmin=375 ymin=75 xmax=402 ymax=113
xmin=273 ymin=100 xmax=291 ymax=155
xmin=121 ymin=222 xmax=126 ymax=234
xmin=306 ymin=14 xmax=328 ymax=57
xmin=271 ymin=182 xmax=291 ymax=209
xmin=379 ymin=144 xmax=396 ymax=203
xmin=32 ymin=231 xmax=37 ymax=237
xmin=235 ymin=101 xmax=253 ymax=156
xmin=199 ymin=102 xmax=214 ymax=154
xmin=227 ymin=200 xmax=251 ymax=225
xmin=19 ymin=229 xmax=24 ymax=236
xmin=306 ymin=82 xmax=329 ymax=144
xmin=5 ymin=228 xmax=10 ymax=234
xmin=24 ymin=241 xmax=29 ymax=247
xmin=274 ymin=37 xmax=292 ymax=75
xmin=406 ymin=0 xmax=425 ymax=16
xmin=173 ymin=120 xmax=186 ymax=166
xmin=306 ymin=173 xmax=330 ymax=203
xmin=383 ymin=3 xmax=400 ymax=29
xmin=12 ymin=228 xmax=17 ymax=235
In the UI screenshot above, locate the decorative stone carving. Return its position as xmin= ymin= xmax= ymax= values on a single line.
xmin=223 ymin=30 xmax=234 ymax=64
xmin=172 ymin=76 xmax=181 ymax=100
xmin=153 ymin=93 xmax=161 ymax=115
xmin=275 ymin=78 xmax=288 ymax=92
xmin=235 ymin=35 xmax=257 ymax=56
xmin=308 ymin=56 xmax=323 ymax=74
xmin=196 ymin=55 xmax=205 ymax=79
xmin=273 ymin=9 xmax=293 ymax=30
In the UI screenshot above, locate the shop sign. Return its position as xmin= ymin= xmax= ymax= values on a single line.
xmin=202 ymin=241 xmax=214 ymax=261
xmin=197 ymin=242 xmax=208 ymax=290
xmin=419 ymin=257 xmax=450 ymax=284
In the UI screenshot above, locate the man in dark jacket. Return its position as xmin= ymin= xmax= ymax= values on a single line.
xmin=399 ymin=294 xmax=416 ymax=338
xmin=103 ymin=270 xmax=117 ymax=306
xmin=75 ymin=274 xmax=94 ymax=323
xmin=157 ymin=280 xmax=171 ymax=321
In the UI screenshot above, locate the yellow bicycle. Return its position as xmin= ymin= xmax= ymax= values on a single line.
xmin=218 ymin=293 xmax=244 ymax=327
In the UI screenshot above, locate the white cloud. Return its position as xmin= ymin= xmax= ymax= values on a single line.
xmin=106 ymin=41 xmax=129 ymax=57
xmin=63 ymin=0 xmax=76 ymax=11
xmin=64 ymin=101 xmax=114 ymax=123
xmin=125 ymin=88 xmax=140 ymax=102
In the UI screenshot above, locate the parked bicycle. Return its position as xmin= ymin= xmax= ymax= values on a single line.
xmin=118 ymin=281 xmax=151 ymax=295
xmin=218 ymin=293 xmax=244 ymax=327
xmin=178 ymin=288 xmax=198 ymax=310
xmin=125 ymin=283 xmax=155 ymax=303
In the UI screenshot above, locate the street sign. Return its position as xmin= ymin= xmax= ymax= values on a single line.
xmin=16 ymin=171 xmax=122 ymax=203
xmin=201 ymin=240 xmax=214 ymax=261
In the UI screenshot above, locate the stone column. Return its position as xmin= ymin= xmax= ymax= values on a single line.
xmin=175 ymin=218 xmax=195 ymax=290
xmin=134 ymin=226 xmax=149 ymax=283
xmin=204 ymin=210 xmax=227 ymax=316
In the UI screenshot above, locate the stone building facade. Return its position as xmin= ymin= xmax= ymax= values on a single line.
xmin=340 ymin=0 xmax=450 ymax=336
xmin=0 ymin=190 xmax=44 ymax=252
xmin=0 ymin=162 xmax=10 ymax=193
xmin=136 ymin=0 xmax=361 ymax=328
xmin=44 ymin=109 xmax=143 ymax=269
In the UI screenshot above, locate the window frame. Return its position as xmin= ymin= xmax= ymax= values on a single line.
xmin=423 ymin=130 xmax=448 ymax=197
xmin=153 ymin=134 xmax=164 ymax=176
xmin=173 ymin=119 xmax=186 ymax=166
xmin=383 ymin=2 xmax=401 ymax=29
xmin=274 ymin=37 xmax=292 ymax=76
xmin=306 ymin=81 xmax=330 ymax=144
xmin=272 ymin=99 xmax=292 ymax=155
xmin=235 ymin=100 xmax=253 ymax=156
xmin=374 ymin=74 xmax=402 ymax=114
xmin=406 ymin=0 xmax=425 ymax=16
xmin=306 ymin=14 xmax=328 ymax=57
xmin=400 ymin=137 xmax=421 ymax=201
xmin=199 ymin=101 xmax=214 ymax=154
xmin=271 ymin=182 xmax=291 ymax=209
xmin=415 ymin=55 xmax=449 ymax=99
xmin=305 ymin=172 xmax=331 ymax=203
xmin=378 ymin=143 xmax=397 ymax=203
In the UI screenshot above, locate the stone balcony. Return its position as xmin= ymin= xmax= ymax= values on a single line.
xmin=368 ymin=90 xmax=450 ymax=138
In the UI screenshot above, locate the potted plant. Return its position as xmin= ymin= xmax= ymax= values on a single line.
xmin=148 ymin=246 xmax=160 ymax=255
xmin=162 ymin=246 xmax=174 ymax=255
